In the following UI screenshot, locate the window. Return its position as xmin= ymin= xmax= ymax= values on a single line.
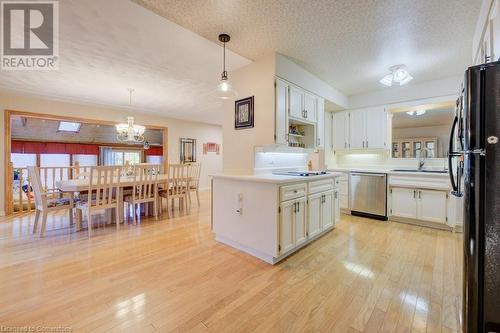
xmin=73 ymin=154 xmax=98 ymax=166
xmin=146 ymin=155 xmax=162 ymax=165
xmin=58 ymin=121 xmax=81 ymax=132
xmin=11 ymin=153 xmax=36 ymax=168
xmin=111 ymin=150 xmax=142 ymax=166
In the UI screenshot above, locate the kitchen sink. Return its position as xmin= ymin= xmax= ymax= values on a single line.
xmin=392 ymin=169 xmax=448 ymax=174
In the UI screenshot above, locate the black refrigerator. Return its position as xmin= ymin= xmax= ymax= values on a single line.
xmin=449 ymin=60 xmax=500 ymax=333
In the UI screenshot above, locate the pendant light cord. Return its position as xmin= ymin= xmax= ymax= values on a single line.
xmin=222 ymin=41 xmax=227 ymax=79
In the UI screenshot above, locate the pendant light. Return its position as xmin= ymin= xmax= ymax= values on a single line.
xmin=116 ymin=88 xmax=146 ymax=143
xmin=216 ymin=33 xmax=237 ymax=99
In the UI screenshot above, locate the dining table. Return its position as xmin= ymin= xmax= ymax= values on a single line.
xmin=56 ymin=174 xmax=186 ymax=225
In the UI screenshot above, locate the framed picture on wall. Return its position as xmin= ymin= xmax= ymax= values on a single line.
xmin=180 ymin=138 xmax=196 ymax=163
xmin=234 ymin=96 xmax=254 ymax=129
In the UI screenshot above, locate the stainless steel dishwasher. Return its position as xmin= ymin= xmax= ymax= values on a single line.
xmin=349 ymin=172 xmax=387 ymax=220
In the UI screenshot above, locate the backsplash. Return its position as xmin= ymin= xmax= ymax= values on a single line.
xmin=331 ymin=151 xmax=448 ymax=170
xmin=254 ymin=151 xmax=309 ymax=174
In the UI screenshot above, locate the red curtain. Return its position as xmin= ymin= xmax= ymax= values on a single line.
xmin=145 ymin=146 xmax=163 ymax=156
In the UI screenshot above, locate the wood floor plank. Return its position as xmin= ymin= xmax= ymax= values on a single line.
xmin=0 ymin=192 xmax=463 ymax=332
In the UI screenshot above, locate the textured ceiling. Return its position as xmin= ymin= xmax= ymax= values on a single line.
xmin=134 ymin=0 xmax=481 ymax=96
xmin=0 ymin=0 xmax=250 ymax=125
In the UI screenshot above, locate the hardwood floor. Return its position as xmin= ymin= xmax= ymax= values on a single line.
xmin=0 ymin=192 xmax=463 ymax=333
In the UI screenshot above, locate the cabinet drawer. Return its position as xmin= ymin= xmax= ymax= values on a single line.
xmin=309 ymin=179 xmax=334 ymax=194
xmin=280 ymin=183 xmax=307 ymax=202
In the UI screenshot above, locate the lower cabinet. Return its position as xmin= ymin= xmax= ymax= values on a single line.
xmin=389 ymin=187 xmax=448 ymax=224
xmin=279 ymin=185 xmax=337 ymax=255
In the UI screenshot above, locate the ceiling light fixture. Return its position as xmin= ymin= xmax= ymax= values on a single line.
xmin=116 ymin=88 xmax=145 ymax=143
xmin=406 ymin=110 xmax=426 ymax=116
xmin=380 ymin=65 xmax=413 ymax=87
xmin=216 ymin=33 xmax=237 ymax=99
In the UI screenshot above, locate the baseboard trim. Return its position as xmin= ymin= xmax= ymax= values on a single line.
xmin=389 ymin=216 xmax=454 ymax=231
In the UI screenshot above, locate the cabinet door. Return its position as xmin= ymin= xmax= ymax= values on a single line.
xmin=390 ymin=187 xmax=417 ymax=219
xmin=334 ymin=190 xmax=340 ymax=224
xmin=417 ymin=190 xmax=447 ymax=224
xmin=365 ymin=107 xmax=387 ymax=149
xmin=279 ymin=201 xmax=295 ymax=254
xmin=349 ymin=110 xmax=366 ymax=149
xmin=316 ymin=98 xmax=325 ymax=148
xmin=322 ymin=191 xmax=334 ymax=230
xmin=289 ymin=85 xmax=303 ymax=119
xmin=275 ymin=79 xmax=289 ymax=145
xmin=308 ymin=193 xmax=322 ymax=238
xmin=295 ymin=198 xmax=308 ymax=246
xmin=303 ymin=93 xmax=317 ymax=122
xmin=333 ymin=112 xmax=349 ymax=150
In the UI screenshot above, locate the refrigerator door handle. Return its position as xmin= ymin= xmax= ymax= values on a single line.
xmin=448 ymin=115 xmax=463 ymax=197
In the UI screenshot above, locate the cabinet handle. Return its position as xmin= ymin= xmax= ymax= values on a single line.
xmin=306 ymin=110 xmax=308 ymax=118
xmin=366 ymin=140 xmax=369 ymax=148
xmin=344 ymin=142 xmax=347 ymax=149
xmin=293 ymin=202 xmax=297 ymax=213
xmin=297 ymin=202 xmax=300 ymax=213
xmin=362 ymin=141 xmax=365 ymax=148
xmin=317 ymin=138 xmax=320 ymax=146
xmin=419 ymin=191 xmax=421 ymax=199
xmin=413 ymin=190 xmax=416 ymax=198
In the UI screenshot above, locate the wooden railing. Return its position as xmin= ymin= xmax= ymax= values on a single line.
xmin=9 ymin=162 xmax=93 ymax=213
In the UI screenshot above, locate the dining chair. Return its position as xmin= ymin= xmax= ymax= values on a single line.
xmin=187 ymin=163 xmax=202 ymax=207
xmin=159 ymin=164 xmax=190 ymax=215
xmin=28 ymin=166 xmax=75 ymax=237
xmin=76 ymin=166 xmax=121 ymax=237
xmin=124 ymin=164 xmax=159 ymax=224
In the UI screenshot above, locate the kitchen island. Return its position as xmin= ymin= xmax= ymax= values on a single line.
xmin=211 ymin=172 xmax=341 ymax=264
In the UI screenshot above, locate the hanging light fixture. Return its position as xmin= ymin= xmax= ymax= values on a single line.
xmin=116 ymin=88 xmax=146 ymax=143
xmin=406 ymin=110 xmax=426 ymax=116
xmin=380 ymin=65 xmax=413 ymax=87
xmin=216 ymin=33 xmax=237 ymax=99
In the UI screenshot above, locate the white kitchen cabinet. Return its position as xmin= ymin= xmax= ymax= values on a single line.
xmin=308 ymin=193 xmax=322 ymax=238
xmin=349 ymin=110 xmax=366 ymax=149
xmin=333 ymin=111 xmax=349 ymax=150
xmin=275 ymin=79 xmax=289 ymax=145
xmin=390 ymin=187 xmax=449 ymax=224
xmin=349 ymin=107 xmax=387 ymax=150
xmin=289 ymin=85 xmax=303 ymax=119
xmin=316 ymin=98 xmax=325 ymax=148
xmin=365 ymin=107 xmax=387 ymax=149
xmin=390 ymin=187 xmax=417 ymax=219
xmin=416 ymin=189 xmax=448 ymax=224
xmin=303 ymin=93 xmax=317 ymax=122
xmin=334 ymin=189 xmax=340 ymax=223
xmin=295 ymin=198 xmax=308 ymax=246
xmin=279 ymin=200 xmax=296 ymax=254
xmin=322 ymin=191 xmax=334 ymax=230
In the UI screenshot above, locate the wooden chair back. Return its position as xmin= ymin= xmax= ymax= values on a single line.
xmin=169 ymin=164 xmax=190 ymax=196
xmin=28 ymin=166 xmax=45 ymax=210
xmin=88 ymin=166 xmax=121 ymax=208
xmin=132 ymin=164 xmax=159 ymax=201
xmin=188 ymin=163 xmax=202 ymax=188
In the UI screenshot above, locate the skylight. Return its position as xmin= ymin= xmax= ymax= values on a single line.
xmin=58 ymin=121 xmax=81 ymax=133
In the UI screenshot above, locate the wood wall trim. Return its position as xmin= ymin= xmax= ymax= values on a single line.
xmin=5 ymin=110 xmax=13 ymax=215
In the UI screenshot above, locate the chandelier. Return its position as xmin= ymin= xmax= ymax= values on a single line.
xmin=116 ymin=89 xmax=145 ymax=143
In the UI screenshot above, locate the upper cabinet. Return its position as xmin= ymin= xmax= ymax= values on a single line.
xmin=332 ymin=107 xmax=388 ymax=152
xmin=274 ymin=78 xmax=325 ymax=149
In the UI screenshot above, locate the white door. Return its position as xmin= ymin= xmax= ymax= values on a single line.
xmin=349 ymin=110 xmax=366 ymax=149
xmin=417 ymin=189 xmax=448 ymax=224
xmin=308 ymin=193 xmax=322 ymax=238
xmin=279 ymin=201 xmax=295 ymax=254
xmin=390 ymin=187 xmax=417 ymax=219
xmin=365 ymin=107 xmax=387 ymax=149
xmin=295 ymin=198 xmax=308 ymax=246
xmin=303 ymin=93 xmax=317 ymax=122
xmin=289 ymin=85 xmax=303 ymax=119
xmin=333 ymin=111 xmax=349 ymax=150
xmin=322 ymin=191 xmax=334 ymax=230
xmin=316 ymin=98 xmax=325 ymax=148
xmin=275 ymin=79 xmax=289 ymax=145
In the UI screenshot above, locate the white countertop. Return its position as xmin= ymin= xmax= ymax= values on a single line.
xmin=328 ymin=167 xmax=450 ymax=177
xmin=211 ymin=172 xmax=342 ymax=184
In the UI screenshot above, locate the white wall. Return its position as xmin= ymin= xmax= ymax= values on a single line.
xmin=222 ymin=54 xmax=276 ymax=174
xmin=0 ymin=91 xmax=223 ymax=214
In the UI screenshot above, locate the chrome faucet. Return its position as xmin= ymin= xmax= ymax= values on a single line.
xmin=417 ymin=147 xmax=431 ymax=171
